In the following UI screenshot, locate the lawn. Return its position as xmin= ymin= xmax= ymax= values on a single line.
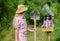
xmin=0 ymin=24 xmax=60 ymax=41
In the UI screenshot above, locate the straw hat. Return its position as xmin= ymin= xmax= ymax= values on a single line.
xmin=16 ymin=4 xmax=28 ymax=14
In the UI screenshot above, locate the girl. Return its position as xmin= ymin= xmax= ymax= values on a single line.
xmin=13 ymin=4 xmax=34 ymax=41
xmin=42 ymin=14 xmax=54 ymax=41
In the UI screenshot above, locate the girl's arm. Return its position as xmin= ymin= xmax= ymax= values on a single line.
xmin=13 ymin=17 xmax=18 ymax=29
xmin=52 ymin=20 xmax=54 ymax=27
xmin=42 ymin=20 xmax=45 ymax=27
xmin=27 ymin=28 xmax=34 ymax=32
xmin=42 ymin=24 xmax=44 ymax=27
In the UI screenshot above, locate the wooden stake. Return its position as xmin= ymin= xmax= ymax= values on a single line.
xmin=34 ymin=19 xmax=36 ymax=41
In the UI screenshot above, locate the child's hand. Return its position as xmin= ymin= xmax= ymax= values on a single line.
xmin=27 ymin=29 xmax=36 ymax=32
xmin=41 ymin=25 xmax=43 ymax=27
xmin=30 ymin=29 xmax=37 ymax=32
xmin=30 ymin=30 xmax=34 ymax=32
xmin=34 ymin=29 xmax=37 ymax=32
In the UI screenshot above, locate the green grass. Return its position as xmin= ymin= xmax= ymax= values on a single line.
xmin=0 ymin=21 xmax=60 ymax=41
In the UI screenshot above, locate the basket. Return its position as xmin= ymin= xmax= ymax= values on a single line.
xmin=42 ymin=27 xmax=54 ymax=32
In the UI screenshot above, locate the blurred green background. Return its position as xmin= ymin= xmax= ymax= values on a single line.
xmin=0 ymin=0 xmax=60 ymax=41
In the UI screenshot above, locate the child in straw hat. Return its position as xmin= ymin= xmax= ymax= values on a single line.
xmin=13 ymin=4 xmax=34 ymax=41
xmin=42 ymin=14 xmax=54 ymax=41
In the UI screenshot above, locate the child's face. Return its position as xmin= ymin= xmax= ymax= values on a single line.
xmin=47 ymin=16 xmax=49 ymax=20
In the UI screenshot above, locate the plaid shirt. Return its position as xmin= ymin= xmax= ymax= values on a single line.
xmin=43 ymin=20 xmax=53 ymax=28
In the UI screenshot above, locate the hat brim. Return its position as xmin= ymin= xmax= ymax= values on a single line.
xmin=16 ymin=7 xmax=28 ymax=14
